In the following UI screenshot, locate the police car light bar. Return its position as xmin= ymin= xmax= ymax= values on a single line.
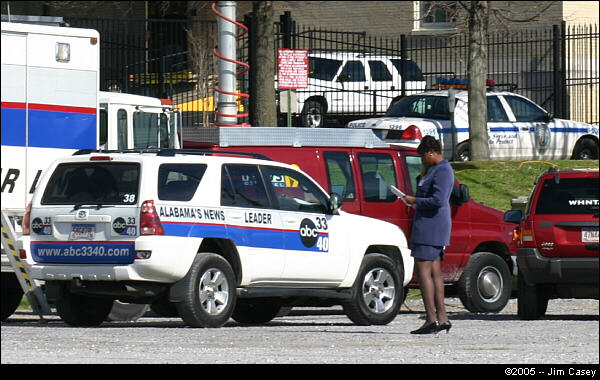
xmin=434 ymin=77 xmax=497 ymax=89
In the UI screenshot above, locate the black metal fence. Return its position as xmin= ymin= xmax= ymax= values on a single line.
xmin=66 ymin=15 xmax=598 ymax=128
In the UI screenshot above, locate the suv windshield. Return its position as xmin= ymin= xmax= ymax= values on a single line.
xmin=386 ymin=95 xmax=450 ymax=119
xmin=41 ymin=163 xmax=140 ymax=206
xmin=534 ymin=177 xmax=599 ymax=214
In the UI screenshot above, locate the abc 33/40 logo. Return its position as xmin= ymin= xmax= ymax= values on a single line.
xmin=299 ymin=218 xmax=319 ymax=247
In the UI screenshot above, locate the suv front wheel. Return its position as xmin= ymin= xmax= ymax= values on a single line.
xmin=457 ymin=252 xmax=512 ymax=313
xmin=176 ymin=253 xmax=237 ymax=328
xmin=343 ymin=253 xmax=403 ymax=325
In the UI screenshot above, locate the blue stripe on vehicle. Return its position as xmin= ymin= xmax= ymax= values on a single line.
xmin=1 ymin=107 xmax=97 ymax=149
xmin=28 ymin=109 xmax=97 ymax=149
xmin=163 ymin=222 xmax=327 ymax=252
xmin=0 ymin=108 xmax=26 ymax=146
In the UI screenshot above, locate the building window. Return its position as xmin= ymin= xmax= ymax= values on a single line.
xmin=417 ymin=1 xmax=457 ymax=30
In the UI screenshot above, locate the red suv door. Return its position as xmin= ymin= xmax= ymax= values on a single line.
xmin=527 ymin=171 xmax=599 ymax=258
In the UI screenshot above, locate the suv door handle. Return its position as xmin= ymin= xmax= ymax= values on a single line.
xmin=520 ymin=126 xmax=529 ymax=131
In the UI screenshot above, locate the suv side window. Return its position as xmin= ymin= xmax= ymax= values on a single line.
xmin=535 ymin=177 xmax=599 ymax=214
xmin=358 ymin=153 xmax=397 ymax=202
xmin=404 ymin=155 xmax=422 ymax=194
xmin=368 ymin=60 xmax=392 ymax=81
xmin=324 ymin=152 xmax=356 ymax=201
xmin=504 ymin=95 xmax=547 ymax=122
xmin=158 ymin=164 xmax=207 ymax=201
xmin=262 ymin=166 xmax=329 ymax=214
xmin=487 ymin=96 xmax=509 ymax=122
xmin=221 ymin=164 xmax=270 ymax=209
xmin=339 ymin=61 xmax=366 ymax=82
xmin=309 ymin=57 xmax=342 ymax=81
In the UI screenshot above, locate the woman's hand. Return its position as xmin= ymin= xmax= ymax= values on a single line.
xmin=404 ymin=195 xmax=417 ymax=208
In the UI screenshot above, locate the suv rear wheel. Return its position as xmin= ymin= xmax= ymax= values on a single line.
xmin=517 ymin=271 xmax=549 ymax=320
xmin=343 ymin=254 xmax=403 ymax=325
xmin=56 ymin=291 xmax=113 ymax=326
xmin=457 ymin=252 xmax=511 ymax=313
xmin=176 ymin=253 xmax=236 ymax=328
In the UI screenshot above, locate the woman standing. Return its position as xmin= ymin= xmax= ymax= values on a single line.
xmin=404 ymin=136 xmax=454 ymax=334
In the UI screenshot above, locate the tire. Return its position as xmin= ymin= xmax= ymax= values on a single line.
xmin=301 ymin=100 xmax=325 ymax=128
xmin=343 ymin=253 xmax=403 ymax=326
xmin=107 ymin=301 xmax=150 ymax=322
xmin=456 ymin=142 xmax=470 ymax=161
xmin=1 ymin=273 xmax=24 ymax=321
xmin=457 ymin=252 xmax=512 ymax=313
xmin=56 ymin=291 xmax=113 ymax=327
xmin=232 ymin=298 xmax=281 ymax=324
xmin=571 ymin=138 xmax=599 ymax=160
xmin=517 ymin=271 xmax=548 ymax=320
xmin=175 ymin=253 xmax=236 ymax=328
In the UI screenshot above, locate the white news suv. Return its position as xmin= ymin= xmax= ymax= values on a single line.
xmin=24 ymin=149 xmax=413 ymax=327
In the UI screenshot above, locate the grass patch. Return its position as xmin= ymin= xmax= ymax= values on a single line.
xmin=451 ymin=159 xmax=598 ymax=211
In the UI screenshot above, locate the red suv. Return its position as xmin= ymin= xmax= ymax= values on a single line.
xmin=505 ymin=168 xmax=599 ymax=320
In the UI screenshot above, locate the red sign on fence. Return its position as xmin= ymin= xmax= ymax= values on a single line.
xmin=277 ymin=48 xmax=309 ymax=89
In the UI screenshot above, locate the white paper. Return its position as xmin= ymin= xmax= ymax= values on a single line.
xmin=390 ymin=185 xmax=410 ymax=206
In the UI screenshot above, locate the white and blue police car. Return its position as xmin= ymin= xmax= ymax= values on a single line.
xmin=24 ymin=149 xmax=413 ymax=327
xmin=347 ymin=79 xmax=599 ymax=161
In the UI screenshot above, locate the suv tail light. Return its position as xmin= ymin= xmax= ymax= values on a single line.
xmin=140 ymin=200 xmax=164 ymax=235
xmin=402 ymin=125 xmax=422 ymax=140
xmin=519 ymin=221 xmax=536 ymax=247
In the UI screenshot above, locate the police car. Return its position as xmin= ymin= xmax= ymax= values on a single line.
xmin=23 ymin=149 xmax=413 ymax=327
xmin=347 ymin=81 xmax=599 ymax=161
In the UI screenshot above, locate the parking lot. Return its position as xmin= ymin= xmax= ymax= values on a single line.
xmin=2 ymin=297 xmax=598 ymax=365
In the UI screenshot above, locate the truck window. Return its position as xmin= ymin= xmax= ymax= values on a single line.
xmin=133 ymin=112 xmax=159 ymax=148
xmin=157 ymin=164 xmax=207 ymax=201
xmin=358 ymin=153 xmax=397 ymax=202
xmin=405 ymin=155 xmax=422 ymax=194
xmin=340 ymin=61 xmax=366 ymax=82
xmin=324 ymin=152 xmax=356 ymax=201
xmin=262 ymin=166 xmax=328 ymax=214
xmin=221 ymin=164 xmax=270 ymax=209
xmin=99 ymin=109 xmax=108 ymax=147
xmin=309 ymin=57 xmax=342 ymax=81
xmin=117 ymin=109 xmax=128 ymax=150
xmin=390 ymin=59 xmax=425 ymax=81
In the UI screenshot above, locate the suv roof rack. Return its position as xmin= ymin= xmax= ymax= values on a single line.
xmin=72 ymin=148 xmax=272 ymax=161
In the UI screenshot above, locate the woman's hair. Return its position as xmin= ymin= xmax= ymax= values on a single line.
xmin=417 ymin=135 xmax=442 ymax=154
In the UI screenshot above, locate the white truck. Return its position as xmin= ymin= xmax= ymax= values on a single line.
xmin=1 ymin=21 xmax=181 ymax=320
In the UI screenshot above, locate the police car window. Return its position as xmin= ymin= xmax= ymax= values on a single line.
xmin=222 ymin=164 xmax=270 ymax=209
xmin=358 ymin=153 xmax=397 ymax=203
xmin=324 ymin=152 xmax=356 ymax=202
xmin=157 ymin=164 xmax=207 ymax=201
xmin=385 ymin=95 xmax=448 ymax=119
xmin=262 ymin=166 xmax=328 ymax=214
xmin=487 ymin=96 xmax=509 ymax=122
xmin=309 ymin=57 xmax=342 ymax=81
xmin=340 ymin=61 xmax=366 ymax=82
xmin=368 ymin=60 xmax=392 ymax=81
xmin=504 ymin=95 xmax=547 ymax=122
xmin=535 ymin=177 xmax=599 ymax=215
xmin=41 ymin=163 xmax=140 ymax=205
xmin=390 ymin=59 xmax=425 ymax=81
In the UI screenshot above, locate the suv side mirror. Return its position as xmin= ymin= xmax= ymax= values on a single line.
xmin=328 ymin=192 xmax=343 ymax=214
xmin=544 ymin=112 xmax=554 ymax=122
xmin=504 ymin=209 xmax=523 ymax=224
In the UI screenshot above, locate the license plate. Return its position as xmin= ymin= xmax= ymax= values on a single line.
xmin=70 ymin=224 xmax=95 ymax=240
xmin=582 ymin=228 xmax=599 ymax=243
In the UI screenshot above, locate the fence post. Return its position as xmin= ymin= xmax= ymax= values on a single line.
xmin=280 ymin=11 xmax=293 ymax=49
xmin=246 ymin=13 xmax=256 ymax=127
xmin=400 ymin=34 xmax=407 ymax=97
xmin=553 ymin=23 xmax=568 ymax=119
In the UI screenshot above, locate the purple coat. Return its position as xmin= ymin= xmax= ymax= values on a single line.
xmin=411 ymin=159 xmax=454 ymax=247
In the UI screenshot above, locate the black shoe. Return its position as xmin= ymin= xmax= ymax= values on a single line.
xmin=410 ymin=321 xmax=440 ymax=335
xmin=439 ymin=321 xmax=452 ymax=333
